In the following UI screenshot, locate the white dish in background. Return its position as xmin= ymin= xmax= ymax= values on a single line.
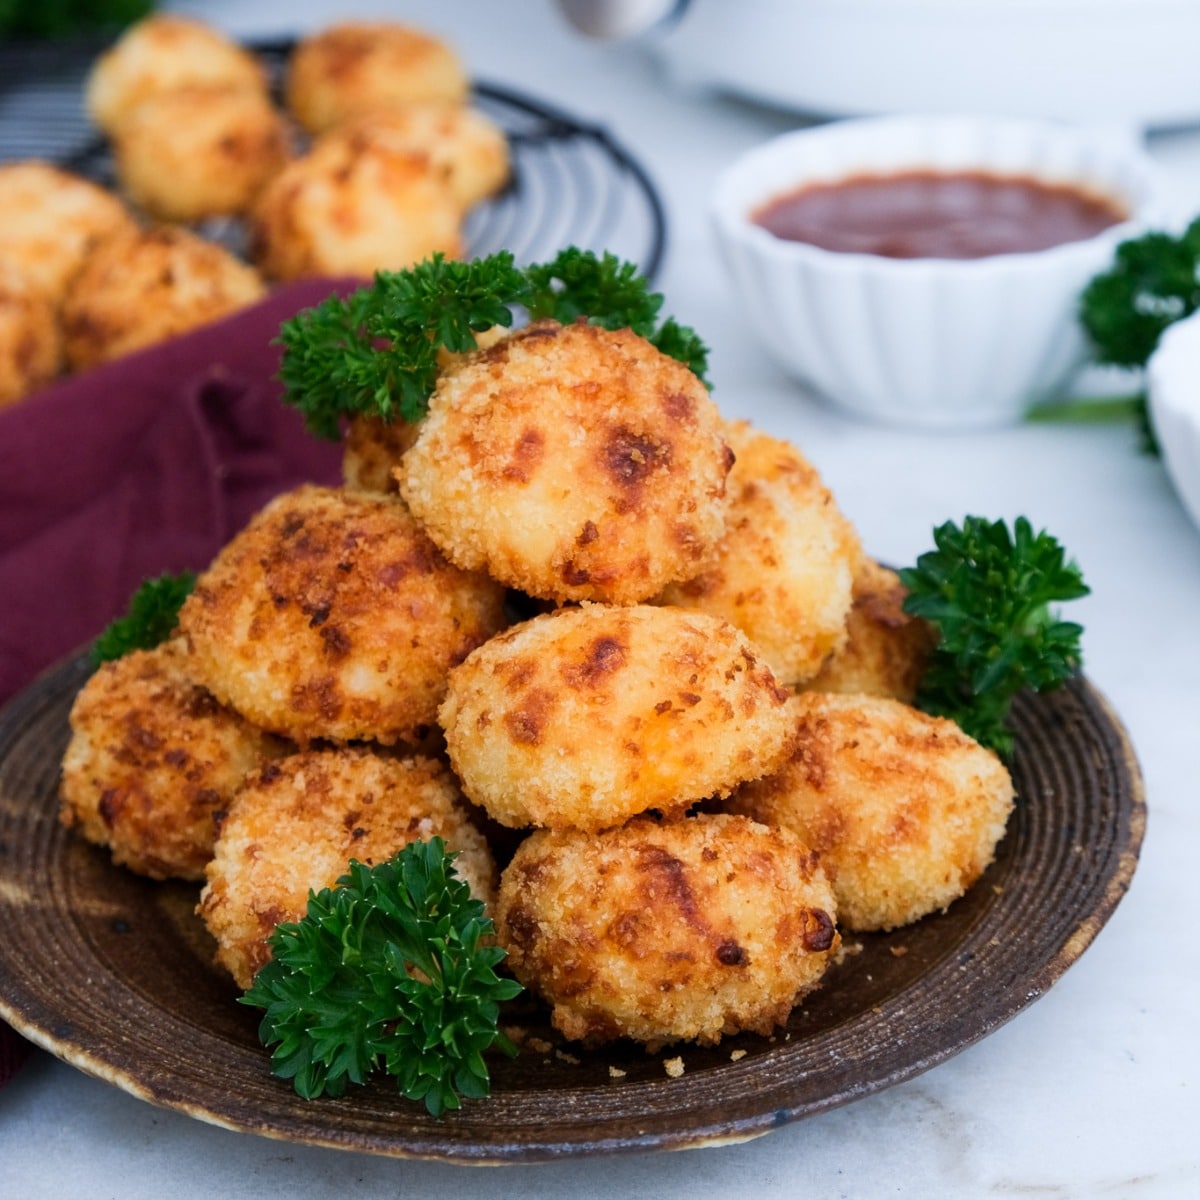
xmin=710 ymin=114 xmax=1166 ymax=429
xmin=625 ymin=0 xmax=1200 ymax=130
xmin=1147 ymin=310 xmax=1200 ymax=534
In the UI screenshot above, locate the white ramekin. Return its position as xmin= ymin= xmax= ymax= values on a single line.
xmin=710 ymin=115 xmax=1167 ymax=429
xmin=1147 ymin=310 xmax=1200 ymax=535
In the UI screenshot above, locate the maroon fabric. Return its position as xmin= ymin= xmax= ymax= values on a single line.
xmin=0 ymin=275 xmax=363 ymax=1081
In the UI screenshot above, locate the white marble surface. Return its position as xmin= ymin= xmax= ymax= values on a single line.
xmin=3 ymin=2 xmax=1199 ymax=1196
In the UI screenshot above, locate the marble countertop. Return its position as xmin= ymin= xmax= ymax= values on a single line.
xmin=2 ymin=2 xmax=1198 ymax=1196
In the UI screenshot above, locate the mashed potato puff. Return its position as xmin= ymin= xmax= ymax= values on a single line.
xmin=60 ymin=226 xmax=265 ymax=371
xmin=342 ymin=414 xmax=425 ymax=494
xmin=496 ymin=813 xmax=839 ymax=1048
xmin=248 ymin=139 xmax=463 ymax=282
xmin=199 ymin=747 xmax=496 ymax=988
xmin=805 ymin=559 xmax=936 ymax=703
xmin=0 ymin=261 xmax=62 ymax=407
xmin=439 ymin=603 xmax=794 ymax=832
xmin=316 ymin=103 xmax=509 ymax=209
xmin=285 ymin=21 xmax=469 ymax=135
xmin=179 ymin=485 xmax=507 ymax=746
xmin=728 ymin=692 xmax=1014 ymax=932
xmin=0 ymin=162 xmax=135 ymax=304
xmin=85 ymin=14 xmax=269 ymax=136
xmin=113 ymin=85 xmax=292 ymax=222
xmin=656 ymin=420 xmax=861 ymax=685
xmin=399 ymin=320 xmax=732 ymax=604
xmin=59 ymin=641 xmax=281 ymax=882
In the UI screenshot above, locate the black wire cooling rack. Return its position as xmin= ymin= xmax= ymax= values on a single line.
xmin=0 ymin=37 xmax=666 ymax=280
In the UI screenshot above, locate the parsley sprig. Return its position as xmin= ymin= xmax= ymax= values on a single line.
xmin=899 ymin=517 xmax=1089 ymax=758
xmin=90 ymin=571 xmax=196 ymax=667
xmin=277 ymin=248 xmax=710 ymax=439
xmin=241 ymin=838 xmax=522 ymax=1117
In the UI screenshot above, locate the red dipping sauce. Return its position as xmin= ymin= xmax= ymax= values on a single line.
xmin=752 ymin=170 xmax=1128 ymax=260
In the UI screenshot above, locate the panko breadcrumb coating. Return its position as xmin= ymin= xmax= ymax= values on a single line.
xmin=496 ymin=813 xmax=839 ymax=1047
xmin=59 ymin=641 xmax=281 ymax=881
xmin=178 ymin=485 xmax=508 ymax=746
xmin=656 ymin=420 xmax=861 ymax=686
xmin=805 ymin=559 xmax=936 ymax=703
xmin=285 ymin=21 xmax=469 ymax=135
xmin=199 ymin=747 xmax=496 ymax=988
xmin=248 ymin=138 xmax=462 ymax=282
xmin=60 ymin=226 xmax=265 ymax=370
xmin=112 ymin=84 xmax=292 ymax=222
xmin=0 ymin=162 xmax=135 ymax=304
xmin=0 ymin=261 xmax=61 ymax=407
xmin=316 ymin=103 xmax=509 ymax=209
xmin=399 ymin=320 xmax=733 ymax=604
xmin=85 ymin=14 xmax=269 ymax=136
xmin=728 ymin=692 xmax=1014 ymax=931
xmin=439 ymin=603 xmax=795 ymax=832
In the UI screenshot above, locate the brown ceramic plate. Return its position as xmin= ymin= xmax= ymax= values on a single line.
xmin=0 ymin=654 xmax=1144 ymax=1163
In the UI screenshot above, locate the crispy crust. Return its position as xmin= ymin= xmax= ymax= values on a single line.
xmin=496 ymin=813 xmax=839 ymax=1047
xmin=439 ymin=603 xmax=795 ymax=831
xmin=199 ymin=746 xmax=496 ymax=988
xmin=399 ymin=320 xmax=733 ymax=604
xmin=178 ymin=485 xmax=508 ymax=746
xmin=59 ymin=642 xmax=281 ymax=881
xmin=0 ymin=261 xmax=61 ymax=407
xmin=656 ymin=420 xmax=861 ymax=685
xmin=728 ymin=692 xmax=1014 ymax=931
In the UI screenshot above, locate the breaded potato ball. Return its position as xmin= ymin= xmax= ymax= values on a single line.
xmin=112 ymin=84 xmax=292 ymax=222
xmin=59 ymin=641 xmax=281 ymax=882
xmin=0 ymin=261 xmax=62 ymax=407
xmin=496 ymin=813 xmax=839 ymax=1047
xmin=248 ymin=139 xmax=462 ymax=282
xmin=199 ymin=747 xmax=496 ymax=988
xmin=806 ymin=559 xmax=936 ymax=703
xmin=439 ymin=603 xmax=795 ymax=832
xmin=316 ymin=103 xmax=509 ymax=209
xmin=60 ymin=226 xmax=266 ymax=370
xmin=85 ymin=14 xmax=269 ymax=136
xmin=399 ymin=320 xmax=733 ymax=604
xmin=285 ymin=21 xmax=469 ymax=135
xmin=656 ymin=420 xmax=861 ymax=686
xmin=178 ymin=485 xmax=508 ymax=746
xmin=0 ymin=161 xmax=135 ymax=304
xmin=728 ymin=692 xmax=1015 ymax=932
xmin=342 ymin=414 xmax=424 ymax=494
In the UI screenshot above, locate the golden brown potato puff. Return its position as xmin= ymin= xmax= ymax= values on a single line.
xmin=0 ymin=260 xmax=62 ymax=407
xmin=59 ymin=641 xmax=282 ymax=882
xmin=439 ymin=603 xmax=795 ymax=833
xmin=727 ymin=691 xmax=1014 ymax=932
xmin=60 ymin=225 xmax=266 ymax=371
xmin=199 ymin=746 xmax=496 ymax=989
xmin=285 ymin=21 xmax=469 ymax=135
xmin=496 ymin=813 xmax=839 ymax=1047
xmin=399 ymin=320 xmax=733 ymax=605
xmin=85 ymin=14 xmax=269 ymax=136
xmin=0 ymin=161 xmax=135 ymax=305
xmin=178 ymin=484 xmax=508 ymax=747
xmin=112 ymin=84 xmax=292 ymax=222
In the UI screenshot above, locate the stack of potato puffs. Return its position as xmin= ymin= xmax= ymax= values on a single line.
xmin=60 ymin=312 xmax=1016 ymax=1055
xmin=0 ymin=14 xmax=509 ymax=404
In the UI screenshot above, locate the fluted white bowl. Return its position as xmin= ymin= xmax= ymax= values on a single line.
xmin=1147 ymin=310 xmax=1200 ymax=535
xmin=711 ymin=115 xmax=1166 ymax=429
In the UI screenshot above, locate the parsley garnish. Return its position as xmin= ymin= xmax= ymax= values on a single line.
xmin=241 ymin=838 xmax=522 ymax=1117
xmin=276 ymin=248 xmax=710 ymax=439
xmin=90 ymin=571 xmax=196 ymax=667
xmin=899 ymin=517 xmax=1089 ymax=758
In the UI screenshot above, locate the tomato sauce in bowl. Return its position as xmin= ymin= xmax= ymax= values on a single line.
xmin=752 ymin=170 xmax=1128 ymax=260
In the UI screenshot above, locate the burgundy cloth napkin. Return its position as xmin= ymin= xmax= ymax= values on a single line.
xmin=0 ymin=275 xmax=363 ymax=1086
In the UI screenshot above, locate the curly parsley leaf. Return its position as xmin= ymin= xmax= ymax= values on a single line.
xmin=91 ymin=571 xmax=196 ymax=667
xmin=241 ymin=838 xmax=523 ymax=1117
xmin=899 ymin=517 xmax=1089 ymax=758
